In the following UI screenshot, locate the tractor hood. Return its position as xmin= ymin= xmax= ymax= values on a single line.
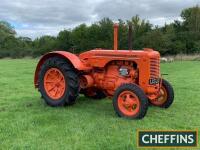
xmin=79 ymin=48 xmax=160 ymax=68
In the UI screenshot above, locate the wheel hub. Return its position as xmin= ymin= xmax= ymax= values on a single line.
xmin=151 ymin=86 xmax=167 ymax=106
xmin=44 ymin=68 xmax=66 ymax=100
xmin=118 ymin=91 xmax=140 ymax=116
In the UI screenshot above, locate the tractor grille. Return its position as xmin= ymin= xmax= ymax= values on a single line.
xmin=150 ymin=58 xmax=160 ymax=78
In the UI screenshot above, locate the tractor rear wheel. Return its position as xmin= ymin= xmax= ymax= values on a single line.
xmin=38 ymin=57 xmax=79 ymax=106
xmin=150 ymin=79 xmax=174 ymax=108
xmin=113 ymin=84 xmax=148 ymax=119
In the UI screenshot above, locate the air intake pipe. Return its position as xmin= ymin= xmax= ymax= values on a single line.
xmin=113 ymin=23 xmax=118 ymax=50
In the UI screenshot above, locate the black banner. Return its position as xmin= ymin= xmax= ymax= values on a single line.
xmin=137 ymin=130 xmax=198 ymax=148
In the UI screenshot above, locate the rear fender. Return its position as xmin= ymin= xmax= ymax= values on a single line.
xmin=34 ymin=51 xmax=90 ymax=88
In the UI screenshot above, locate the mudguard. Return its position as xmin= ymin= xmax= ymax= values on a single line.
xmin=34 ymin=51 xmax=90 ymax=88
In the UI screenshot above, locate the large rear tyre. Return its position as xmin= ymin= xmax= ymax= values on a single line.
xmin=113 ymin=84 xmax=148 ymax=119
xmin=150 ymin=79 xmax=174 ymax=108
xmin=38 ymin=57 xmax=79 ymax=106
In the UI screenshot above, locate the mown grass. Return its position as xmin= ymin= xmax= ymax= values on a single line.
xmin=0 ymin=59 xmax=199 ymax=150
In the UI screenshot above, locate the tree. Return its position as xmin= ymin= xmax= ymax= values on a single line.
xmin=172 ymin=5 xmax=200 ymax=54
xmin=56 ymin=30 xmax=73 ymax=51
xmin=181 ymin=5 xmax=200 ymax=32
xmin=0 ymin=21 xmax=16 ymax=48
xmin=97 ymin=18 xmax=113 ymax=49
xmin=33 ymin=35 xmax=57 ymax=56
xmin=130 ymin=15 xmax=152 ymax=49
xmin=118 ymin=19 xmax=128 ymax=49
xmin=71 ymin=24 xmax=89 ymax=52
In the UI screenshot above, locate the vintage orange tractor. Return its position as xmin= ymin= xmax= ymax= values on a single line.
xmin=34 ymin=23 xmax=174 ymax=119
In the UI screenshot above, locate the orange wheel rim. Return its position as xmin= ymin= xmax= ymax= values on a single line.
xmin=152 ymin=86 xmax=167 ymax=106
xmin=44 ymin=68 xmax=66 ymax=100
xmin=118 ymin=91 xmax=140 ymax=116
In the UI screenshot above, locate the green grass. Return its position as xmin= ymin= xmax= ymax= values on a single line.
xmin=0 ymin=59 xmax=199 ymax=150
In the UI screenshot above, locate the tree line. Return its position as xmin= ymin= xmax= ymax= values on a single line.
xmin=0 ymin=6 xmax=200 ymax=58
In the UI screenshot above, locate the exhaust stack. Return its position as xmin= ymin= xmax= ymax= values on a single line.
xmin=113 ymin=23 xmax=118 ymax=50
xmin=128 ymin=23 xmax=133 ymax=50
xmin=113 ymin=23 xmax=133 ymax=50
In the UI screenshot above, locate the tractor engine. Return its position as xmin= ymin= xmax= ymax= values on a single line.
xmin=80 ymin=61 xmax=138 ymax=96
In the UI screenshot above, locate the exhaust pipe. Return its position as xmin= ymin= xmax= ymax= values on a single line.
xmin=113 ymin=23 xmax=118 ymax=50
xmin=128 ymin=23 xmax=133 ymax=50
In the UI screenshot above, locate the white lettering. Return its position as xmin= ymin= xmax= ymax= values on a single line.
xmin=150 ymin=135 xmax=157 ymax=143
xmin=158 ymin=134 xmax=164 ymax=143
xmin=188 ymin=135 xmax=194 ymax=144
xmin=142 ymin=134 xmax=149 ymax=144
xmin=170 ymin=135 xmax=176 ymax=143
xmin=164 ymin=135 xmax=170 ymax=143
xmin=180 ymin=135 xmax=188 ymax=143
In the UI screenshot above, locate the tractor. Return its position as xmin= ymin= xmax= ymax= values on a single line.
xmin=34 ymin=23 xmax=174 ymax=119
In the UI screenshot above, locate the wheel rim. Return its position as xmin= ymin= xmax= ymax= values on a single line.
xmin=117 ymin=91 xmax=140 ymax=116
xmin=152 ymin=86 xmax=167 ymax=106
xmin=44 ymin=68 xmax=66 ymax=100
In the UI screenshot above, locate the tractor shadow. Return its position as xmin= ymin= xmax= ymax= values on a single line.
xmin=32 ymin=95 xmax=169 ymax=120
xmin=74 ymin=95 xmax=116 ymax=118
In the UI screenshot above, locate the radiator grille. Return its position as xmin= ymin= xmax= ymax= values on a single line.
xmin=150 ymin=58 xmax=160 ymax=78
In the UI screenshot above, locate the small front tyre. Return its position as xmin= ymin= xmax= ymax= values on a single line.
xmin=113 ymin=84 xmax=148 ymax=119
xmin=150 ymin=79 xmax=174 ymax=108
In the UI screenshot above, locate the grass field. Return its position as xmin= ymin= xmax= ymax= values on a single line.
xmin=0 ymin=59 xmax=199 ymax=150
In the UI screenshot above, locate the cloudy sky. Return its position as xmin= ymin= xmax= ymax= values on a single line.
xmin=0 ymin=0 xmax=199 ymax=39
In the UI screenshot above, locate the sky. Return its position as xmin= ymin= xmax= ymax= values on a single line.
xmin=0 ymin=0 xmax=199 ymax=39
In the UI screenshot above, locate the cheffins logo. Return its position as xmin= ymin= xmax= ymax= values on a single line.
xmin=137 ymin=130 xmax=198 ymax=148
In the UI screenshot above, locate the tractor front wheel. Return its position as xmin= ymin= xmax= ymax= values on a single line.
xmin=113 ymin=84 xmax=148 ymax=119
xmin=150 ymin=79 xmax=174 ymax=108
xmin=38 ymin=57 xmax=79 ymax=106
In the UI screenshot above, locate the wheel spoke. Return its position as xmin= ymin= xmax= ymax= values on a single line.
xmin=126 ymin=96 xmax=135 ymax=106
xmin=49 ymin=88 xmax=56 ymax=96
xmin=54 ymin=87 xmax=59 ymax=97
xmin=127 ymin=94 xmax=131 ymax=99
xmin=48 ymin=71 xmax=55 ymax=79
xmin=160 ymin=89 xmax=164 ymax=95
xmin=59 ymin=77 xmax=64 ymax=83
xmin=118 ymin=97 xmax=125 ymax=105
xmin=131 ymin=100 xmax=138 ymax=105
xmin=128 ymin=106 xmax=133 ymax=112
xmin=44 ymin=68 xmax=66 ymax=100
xmin=158 ymin=95 xmax=164 ymax=101
xmin=56 ymin=71 xmax=61 ymax=82
xmin=48 ymin=85 xmax=56 ymax=92
xmin=45 ymin=79 xmax=55 ymax=83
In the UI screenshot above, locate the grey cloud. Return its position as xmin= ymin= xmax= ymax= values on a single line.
xmin=0 ymin=0 xmax=199 ymax=38
xmin=94 ymin=0 xmax=200 ymax=21
xmin=0 ymin=0 xmax=96 ymax=25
